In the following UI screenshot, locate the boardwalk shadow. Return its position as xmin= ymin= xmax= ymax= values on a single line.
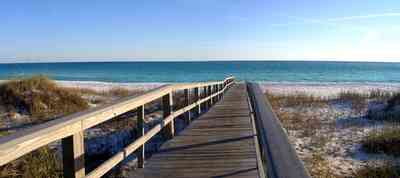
xmin=156 ymin=135 xmax=255 ymax=154
xmin=212 ymin=167 xmax=258 ymax=178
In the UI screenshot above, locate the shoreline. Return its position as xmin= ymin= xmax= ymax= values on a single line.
xmin=2 ymin=79 xmax=400 ymax=96
xmin=58 ymin=80 xmax=400 ymax=97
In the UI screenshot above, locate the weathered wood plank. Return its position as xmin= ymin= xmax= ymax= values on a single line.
xmin=62 ymin=131 xmax=85 ymax=178
xmin=247 ymin=82 xmax=310 ymax=178
xmin=136 ymin=105 xmax=145 ymax=168
xmin=0 ymin=77 xmax=234 ymax=166
xmin=129 ymin=84 xmax=260 ymax=178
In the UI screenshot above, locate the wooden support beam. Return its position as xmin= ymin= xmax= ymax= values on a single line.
xmin=219 ymin=84 xmax=223 ymax=99
xmin=162 ymin=93 xmax=174 ymax=139
xmin=194 ymin=87 xmax=201 ymax=115
xmin=207 ymin=85 xmax=212 ymax=107
xmin=184 ymin=89 xmax=191 ymax=124
xmin=0 ymin=77 xmax=235 ymax=178
xmin=136 ymin=105 xmax=145 ymax=168
xmin=203 ymin=86 xmax=208 ymax=110
xmin=62 ymin=131 xmax=85 ymax=178
xmin=214 ymin=84 xmax=219 ymax=103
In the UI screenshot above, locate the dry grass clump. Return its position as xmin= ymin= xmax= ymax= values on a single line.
xmin=266 ymin=91 xmax=328 ymax=109
xmin=304 ymin=152 xmax=337 ymax=178
xmin=361 ymin=128 xmax=400 ymax=157
xmin=353 ymin=164 xmax=400 ymax=178
xmin=337 ymin=89 xmax=393 ymax=101
xmin=387 ymin=93 xmax=400 ymax=110
xmin=336 ymin=91 xmax=369 ymax=114
xmin=105 ymin=87 xmax=131 ymax=97
xmin=370 ymin=89 xmax=394 ymax=100
xmin=337 ymin=91 xmax=369 ymax=101
xmin=0 ymin=75 xmax=89 ymax=121
xmin=65 ymin=87 xmax=99 ymax=96
xmin=0 ymin=146 xmax=62 ymax=178
xmin=367 ymin=92 xmax=400 ymax=121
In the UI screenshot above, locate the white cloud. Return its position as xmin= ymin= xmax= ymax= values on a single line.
xmin=327 ymin=13 xmax=400 ymax=22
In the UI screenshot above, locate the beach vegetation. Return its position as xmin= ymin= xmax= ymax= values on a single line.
xmin=0 ymin=146 xmax=62 ymax=178
xmin=0 ymin=75 xmax=87 ymax=177
xmin=304 ymin=151 xmax=336 ymax=178
xmin=265 ymin=89 xmax=400 ymax=178
xmin=0 ymin=75 xmax=89 ymax=122
xmin=105 ymin=87 xmax=131 ymax=97
xmin=387 ymin=93 xmax=400 ymax=110
xmin=265 ymin=91 xmax=329 ymax=108
xmin=353 ymin=164 xmax=400 ymax=178
xmin=367 ymin=92 xmax=400 ymax=121
xmin=361 ymin=128 xmax=400 ymax=157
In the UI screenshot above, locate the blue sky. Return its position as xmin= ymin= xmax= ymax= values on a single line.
xmin=1 ymin=0 xmax=400 ymax=62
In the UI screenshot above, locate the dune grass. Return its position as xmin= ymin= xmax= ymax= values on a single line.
xmin=353 ymin=164 xmax=400 ymax=178
xmin=387 ymin=93 xmax=400 ymax=110
xmin=0 ymin=75 xmax=89 ymax=121
xmin=361 ymin=128 xmax=400 ymax=157
xmin=0 ymin=76 xmax=88 ymax=177
xmin=265 ymin=89 xmax=400 ymax=178
xmin=0 ymin=146 xmax=62 ymax=178
xmin=265 ymin=91 xmax=329 ymax=109
xmin=0 ymin=76 xmax=149 ymax=177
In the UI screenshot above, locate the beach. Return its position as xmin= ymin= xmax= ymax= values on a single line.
xmin=55 ymin=80 xmax=400 ymax=177
xmin=55 ymin=80 xmax=400 ymax=96
xmin=2 ymin=61 xmax=400 ymax=177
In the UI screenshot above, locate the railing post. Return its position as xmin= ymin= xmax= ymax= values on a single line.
xmin=218 ymin=84 xmax=222 ymax=100
xmin=162 ymin=93 xmax=174 ymax=139
xmin=62 ymin=131 xmax=85 ymax=178
xmin=221 ymin=83 xmax=224 ymax=98
xmin=184 ymin=89 xmax=191 ymax=124
xmin=208 ymin=85 xmax=212 ymax=107
xmin=203 ymin=86 xmax=208 ymax=110
xmin=136 ymin=105 xmax=145 ymax=168
xmin=195 ymin=87 xmax=201 ymax=115
xmin=215 ymin=84 xmax=219 ymax=101
xmin=211 ymin=85 xmax=214 ymax=102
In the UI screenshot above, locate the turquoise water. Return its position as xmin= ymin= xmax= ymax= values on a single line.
xmin=1 ymin=61 xmax=399 ymax=83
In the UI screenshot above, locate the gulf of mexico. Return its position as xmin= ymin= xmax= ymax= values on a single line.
xmin=1 ymin=61 xmax=400 ymax=84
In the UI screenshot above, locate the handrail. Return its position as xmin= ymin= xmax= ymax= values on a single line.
xmin=246 ymin=82 xmax=310 ymax=178
xmin=0 ymin=76 xmax=235 ymax=178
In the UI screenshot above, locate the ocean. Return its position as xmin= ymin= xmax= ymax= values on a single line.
xmin=1 ymin=61 xmax=400 ymax=84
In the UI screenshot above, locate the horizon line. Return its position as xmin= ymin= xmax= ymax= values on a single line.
xmin=0 ymin=58 xmax=399 ymax=64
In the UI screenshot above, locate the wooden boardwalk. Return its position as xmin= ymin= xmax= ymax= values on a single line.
xmin=0 ymin=77 xmax=310 ymax=178
xmin=130 ymin=84 xmax=260 ymax=178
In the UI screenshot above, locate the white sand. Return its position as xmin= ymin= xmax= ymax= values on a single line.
xmin=56 ymin=81 xmax=166 ymax=92
xmin=260 ymin=82 xmax=400 ymax=97
xmin=57 ymin=81 xmax=400 ymax=96
xmin=2 ymin=79 xmax=399 ymax=96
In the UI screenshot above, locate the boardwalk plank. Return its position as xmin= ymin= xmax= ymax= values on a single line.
xmin=128 ymin=84 xmax=259 ymax=178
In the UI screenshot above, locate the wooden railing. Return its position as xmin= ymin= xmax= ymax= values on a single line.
xmin=0 ymin=77 xmax=235 ymax=178
xmin=246 ymin=82 xmax=310 ymax=178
